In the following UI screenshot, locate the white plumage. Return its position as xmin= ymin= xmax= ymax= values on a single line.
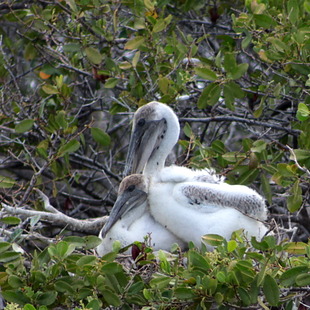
xmin=96 ymin=174 xmax=186 ymax=256
xmin=124 ymin=101 xmax=268 ymax=247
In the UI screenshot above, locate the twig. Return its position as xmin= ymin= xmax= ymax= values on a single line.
xmin=2 ymin=190 xmax=108 ymax=234
xmin=71 ymin=153 xmax=121 ymax=181
xmin=179 ymin=116 xmax=301 ymax=136
xmin=287 ymin=145 xmax=310 ymax=178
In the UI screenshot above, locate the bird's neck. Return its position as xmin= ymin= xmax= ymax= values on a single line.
xmin=123 ymin=201 xmax=147 ymax=228
xmin=143 ymin=113 xmax=180 ymax=176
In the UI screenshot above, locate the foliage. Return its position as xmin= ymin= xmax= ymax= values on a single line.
xmin=0 ymin=0 xmax=309 ymax=309
xmin=1 ymin=234 xmax=310 ymax=309
xmin=0 ymin=0 xmax=309 ymax=214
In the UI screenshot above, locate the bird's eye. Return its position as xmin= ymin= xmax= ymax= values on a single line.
xmin=137 ymin=119 xmax=145 ymax=127
xmin=127 ymin=185 xmax=135 ymax=192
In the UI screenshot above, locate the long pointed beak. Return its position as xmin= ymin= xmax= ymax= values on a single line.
xmin=124 ymin=119 xmax=166 ymax=176
xmin=100 ymin=189 xmax=147 ymax=238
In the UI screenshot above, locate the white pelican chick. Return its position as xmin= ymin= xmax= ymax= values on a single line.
xmin=148 ymin=179 xmax=268 ymax=247
xmin=124 ymin=101 xmax=267 ymax=221
xmin=124 ymin=101 xmax=222 ymax=184
xmin=96 ymin=174 xmax=186 ymax=256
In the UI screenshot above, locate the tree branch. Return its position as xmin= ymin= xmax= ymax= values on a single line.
xmin=2 ymin=189 xmax=107 ymax=234
xmin=179 ymin=116 xmax=301 ymax=136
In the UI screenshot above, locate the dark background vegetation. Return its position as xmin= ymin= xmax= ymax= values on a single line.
xmin=0 ymin=0 xmax=309 ymax=309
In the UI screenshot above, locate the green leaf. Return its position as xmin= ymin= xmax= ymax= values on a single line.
xmin=83 ymin=236 xmax=102 ymax=249
xmin=241 ymin=31 xmax=252 ymax=49
xmin=32 ymin=271 xmax=46 ymax=283
xmin=158 ymin=77 xmax=171 ymax=94
xmin=127 ymin=281 xmax=144 ymax=295
xmin=63 ymin=43 xmax=81 ymax=53
xmin=57 ymin=139 xmax=80 ymax=156
xmin=85 ymin=47 xmax=103 ymax=65
xmin=36 ymin=291 xmax=57 ymax=306
xmin=223 ymin=87 xmax=235 ymax=110
xmin=216 ymin=271 xmax=226 ymax=282
xmin=287 ymin=180 xmax=302 ymax=212
xmin=291 ymin=64 xmax=310 ymax=75
xmin=15 ymin=119 xmax=35 ymax=133
xmin=76 ymin=255 xmax=97 ymax=267
xmin=66 ymin=0 xmax=77 ymax=12
xmin=283 ymin=242 xmax=307 ymax=255
xmin=0 ymin=251 xmax=20 ymax=263
xmin=42 ymin=84 xmax=59 ymax=95
xmin=187 ymin=250 xmax=211 ymax=271
xmin=280 ymin=266 xmax=309 ymax=286
xmin=91 ymin=127 xmax=111 ymax=147
xmin=55 ymin=110 xmax=67 ymax=129
xmin=230 ymin=63 xmax=249 ymax=80
xmin=86 ymin=299 xmax=101 ymax=310
xmin=24 ymin=304 xmax=37 ymax=310
xmin=149 ymin=276 xmax=171 ymax=289
xmin=0 ymin=175 xmax=15 ymax=188
xmin=291 ymin=149 xmax=310 ymax=161
xmin=222 ymin=152 xmax=246 ymax=163
xmin=296 ymin=102 xmax=309 ymax=121
xmin=54 ymin=280 xmax=75 ymax=294
xmin=53 ymin=241 xmax=68 ymax=258
xmin=24 ymin=42 xmax=37 ymax=60
xmin=251 ymin=140 xmax=267 ymax=153
xmin=202 ymin=234 xmax=225 ymax=246
xmin=237 ymin=168 xmax=259 ymax=185
xmin=197 ymin=83 xmax=221 ymax=108
xmin=174 ymin=287 xmax=195 ymax=300
xmin=124 ymin=36 xmax=145 ymax=50
xmin=0 ymin=216 xmax=21 ymax=225
xmin=238 ymin=287 xmax=251 ymax=306
xmin=103 ymin=78 xmax=119 ymax=89
xmin=268 ymin=38 xmax=288 ymax=53
xmin=223 ymin=53 xmax=237 ymax=73
xmin=223 ymin=81 xmax=244 ymax=110
xmin=183 ymin=122 xmax=193 ymax=138
xmin=102 ymin=289 xmax=121 ymax=306
xmin=203 ymin=276 xmax=218 ymax=293
xmin=1 ymin=290 xmax=30 ymax=305
xmin=0 ymin=242 xmax=11 ymax=254
xmin=254 ymin=14 xmax=277 ymax=28
xmin=8 ymin=275 xmax=23 ymax=288
xmin=263 ymin=274 xmax=279 ymax=306
xmin=296 ymin=273 xmax=310 ymax=286
xmin=132 ymin=50 xmax=140 ymax=67
xmin=227 ymin=240 xmax=238 ymax=252
xmin=62 ymin=236 xmax=85 ymax=247
xmin=211 ymin=140 xmax=226 ymax=154
xmin=101 ymin=262 xmax=123 ymax=275
xmin=261 ymin=173 xmax=272 ymax=204
xmin=194 ymin=67 xmax=217 ymax=81
xmin=287 ymin=0 xmax=300 ymax=24
xmin=152 ymin=17 xmax=171 ymax=33
xmin=253 ymin=97 xmax=264 ymax=118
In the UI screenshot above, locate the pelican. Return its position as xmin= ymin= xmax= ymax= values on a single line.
xmin=96 ymin=174 xmax=186 ymax=256
xmin=124 ymin=101 xmax=222 ymax=184
xmin=124 ymin=101 xmax=268 ymax=222
xmin=148 ymin=178 xmax=268 ymax=247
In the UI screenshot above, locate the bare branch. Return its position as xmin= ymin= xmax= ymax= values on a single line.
xmin=287 ymin=145 xmax=310 ymax=178
xmin=2 ymin=190 xmax=108 ymax=234
xmin=179 ymin=116 xmax=301 ymax=136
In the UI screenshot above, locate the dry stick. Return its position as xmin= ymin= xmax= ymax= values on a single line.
xmin=2 ymin=203 xmax=107 ymax=234
xmin=3 ymin=189 xmax=107 ymax=234
xmin=286 ymin=145 xmax=310 ymax=178
xmin=179 ymin=116 xmax=301 ymax=136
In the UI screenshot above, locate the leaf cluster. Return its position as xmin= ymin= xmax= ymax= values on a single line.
xmin=0 ymin=0 xmax=309 ymax=308
xmin=1 ymin=234 xmax=310 ymax=309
